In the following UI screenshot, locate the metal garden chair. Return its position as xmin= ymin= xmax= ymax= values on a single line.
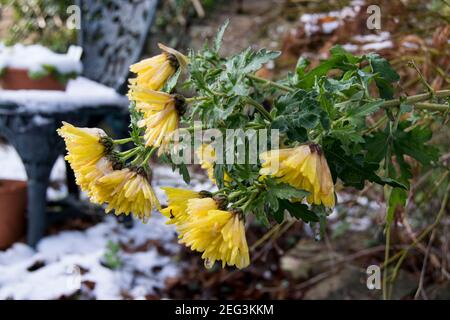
xmin=0 ymin=0 xmax=159 ymax=246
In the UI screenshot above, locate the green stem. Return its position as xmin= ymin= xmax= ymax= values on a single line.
xmin=141 ymin=147 xmax=157 ymax=166
xmin=382 ymin=89 xmax=450 ymax=108
xmin=113 ymin=137 xmax=133 ymax=145
xmin=382 ymin=182 xmax=450 ymax=269
xmin=246 ymin=97 xmax=273 ymax=121
xmin=246 ymin=74 xmax=295 ymax=93
xmin=185 ymin=125 xmax=207 ymax=133
xmin=130 ymin=151 xmax=144 ymax=166
xmin=240 ymin=191 xmax=259 ymax=212
xmin=119 ymin=147 xmax=140 ymax=162
xmin=228 ymin=190 xmax=244 ymax=200
xmin=185 ymin=96 xmax=209 ymax=103
xmin=383 ymin=222 xmax=392 ymax=300
xmin=414 ymin=102 xmax=449 ymax=112
xmin=232 ymin=197 xmax=249 ymax=207
xmin=387 ymin=182 xmax=449 ymax=293
xmin=250 ymin=220 xmax=287 ymax=251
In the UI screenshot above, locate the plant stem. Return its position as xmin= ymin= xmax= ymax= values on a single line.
xmin=382 ymin=89 xmax=450 ymax=108
xmin=383 ymin=220 xmax=392 ymax=300
xmin=240 ymin=191 xmax=258 ymax=212
xmin=388 ymin=184 xmax=449 ymax=294
xmin=414 ymin=102 xmax=449 ymax=112
xmin=246 ymin=97 xmax=273 ymax=121
xmin=141 ymin=147 xmax=157 ymax=166
xmin=119 ymin=147 xmax=140 ymax=161
xmin=246 ymin=74 xmax=295 ymax=92
xmin=382 ymin=182 xmax=450 ymax=270
xmin=113 ymin=137 xmax=133 ymax=145
xmin=250 ymin=221 xmax=285 ymax=251
xmin=185 ymin=96 xmax=209 ymax=103
xmin=228 ymin=190 xmax=244 ymax=200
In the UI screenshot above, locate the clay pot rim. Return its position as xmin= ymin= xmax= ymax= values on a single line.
xmin=0 ymin=179 xmax=27 ymax=194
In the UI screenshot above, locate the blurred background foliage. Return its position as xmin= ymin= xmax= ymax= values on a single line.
xmin=0 ymin=0 xmax=218 ymax=53
xmin=0 ymin=0 xmax=76 ymax=52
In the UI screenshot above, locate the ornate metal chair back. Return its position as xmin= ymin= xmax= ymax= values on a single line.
xmin=77 ymin=0 xmax=158 ymax=94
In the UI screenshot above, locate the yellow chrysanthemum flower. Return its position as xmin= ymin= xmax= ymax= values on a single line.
xmin=196 ymin=144 xmax=231 ymax=184
xmin=92 ymin=167 xmax=160 ymax=222
xmin=260 ymin=144 xmax=335 ymax=207
xmin=179 ymin=209 xmax=250 ymax=269
xmin=129 ymin=43 xmax=188 ymax=90
xmin=57 ymin=121 xmax=113 ymax=196
xmin=160 ymin=187 xmax=202 ymax=226
xmin=185 ymin=197 xmax=218 ymax=218
xmin=128 ymin=86 xmax=184 ymax=150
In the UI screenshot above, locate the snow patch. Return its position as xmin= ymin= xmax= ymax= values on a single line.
xmin=0 ymin=44 xmax=82 ymax=75
xmin=0 ymin=77 xmax=128 ymax=113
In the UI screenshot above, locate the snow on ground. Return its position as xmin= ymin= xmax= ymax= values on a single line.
xmin=0 ymin=215 xmax=179 ymax=300
xmin=0 ymin=144 xmax=215 ymax=300
xmin=299 ymin=0 xmax=363 ymax=36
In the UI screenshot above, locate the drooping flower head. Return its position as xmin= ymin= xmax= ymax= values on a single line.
xmin=57 ymin=121 xmax=115 ymax=196
xmin=196 ymin=144 xmax=231 ymax=184
xmin=179 ymin=209 xmax=250 ymax=269
xmin=129 ymin=43 xmax=188 ymax=91
xmin=260 ymin=144 xmax=335 ymax=207
xmin=92 ymin=167 xmax=160 ymax=222
xmin=128 ymin=86 xmax=185 ymax=150
xmin=160 ymin=187 xmax=213 ymax=226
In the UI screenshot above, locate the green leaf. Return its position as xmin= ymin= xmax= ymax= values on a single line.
xmin=265 ymin=191 xmax=279 ymax=212
xmin=365 ymin=121 xmax=439 ymax=181
xmin=214 ymin=163 xmax=224 ymax=188
xmin=252 ymin=193 xmax=270 ymax=226
xmin=348 ymin=100 xmax=384 ymax=118
xmin=242 ymin=49 xmax=281 ymax=74
xmin=296 ymin=46 xmax=361 ymax=89
xmin=367 ymin=53 xmax=400 ymax=99
xmin=163 ymin=67 xmax=181 ymax=93
xmin=295 ymin=56 xmax=310 ymax=78
xmin=272 ymin=89 xmax=325 ymax=142
xmin=266 ymin=179 xmax=310 ymax=200
xmin=367 ymin=53 xmax=400 ymax=83
xmin=323 ymin=137 xmax=406 ymax=189
xmin=277 ymin=200 xmax=319 ymax=222
xmin=393 ymin=122 xmax=439 ymax=166
xmin=213 ymin=19 xmax=229 ymax=53
xmin=386 ymin=187 xmax=407 ymax=224
xmin=176 ymin=163 xmax=190 ymax=184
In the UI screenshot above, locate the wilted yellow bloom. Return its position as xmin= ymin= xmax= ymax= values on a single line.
xmin=196 ymin=144 xmax=231 ymax=184
xmin=57 ymin=122 xmax=113 ymax=196
xmin=129 ymin=43 xmax=187 ymax=90
xmin=92 ymin=167 xmax=160 ymax=222
xmin=128 ymin=87 xmax=183 ymax=150
xmin=179 ymin=209 xmax=250 ymax=269
xmin=160 ymin=187 xmax=201 ymax=226
xmin=260 ymin=144 xmax=335 ymax=207
xmin=185 ymin=198 xmax=218 ymax=218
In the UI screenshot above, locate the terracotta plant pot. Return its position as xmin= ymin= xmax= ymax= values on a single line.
xmin=0 ymin=67 xmax=66 ymax=91
xmin=0 ymin=180 xmax=27 ymax=250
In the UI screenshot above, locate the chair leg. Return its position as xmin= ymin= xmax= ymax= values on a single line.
xmin=26 ymin=176 xmax=50 ymax=247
